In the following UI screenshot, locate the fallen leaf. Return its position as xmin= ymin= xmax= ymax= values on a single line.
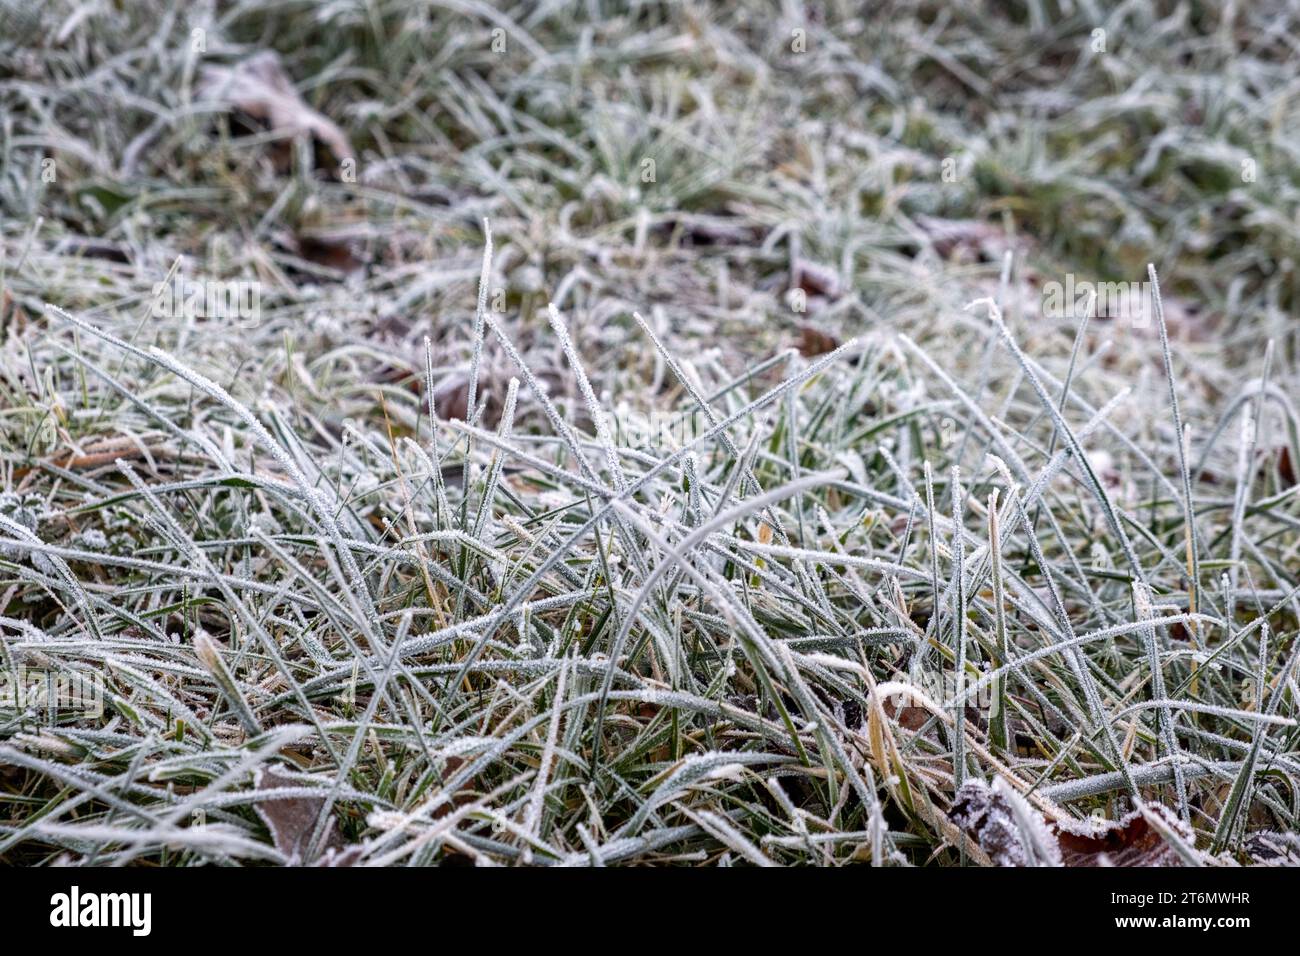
xmin=950 ymin=778 xmax=1199 ymax=867
xmin=879 ymin=688 xmax=983 ymax=733
xmin=1164 ymin=608 xmax=1192 ymax=643
xmin=1245 ymin=831 xmax=1300 ymax=866
xmin=289 ymin=233 xmax=363 ymax=274
xmin=881 ymin=696 xmax=930 ymax=731
xmin=198 ymin=51 xmax=353 ymax=174
xmin=428 ymin=755 xmax=481 ymax=820
xmin=253 ymin=766 xmax=361 ymax=866
xmin=1276 ymin=446 xmax=1296 ymax=488
xmin=1055 ymin=807 xmax=1190 ymax=867
xmin=838 ymin=696 xmax=863 ymax=730
xmin=796 ymin=324 xmax=840 ymax=357
xmin=792 ymin=259 xmax=842 ymax=299
xmin=949 ymin=779 xmax=1062 ymax=866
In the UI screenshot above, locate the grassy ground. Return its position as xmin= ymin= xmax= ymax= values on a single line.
xmin=0 ymin=0 xmax=1298 ymax=866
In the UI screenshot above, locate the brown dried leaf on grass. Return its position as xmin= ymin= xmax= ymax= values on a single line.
xmin=1245 ymin=831 xmax=1300 ymax=866
xmin=949 ymin=778 xmax=1062 ymax=866
xmin=1276 ymin=446 xmax=1296 ymax=488
xmin=198 ymin=51 xmax=353 ymax=172
xmin=253 ymin=766 xmax=363 ymax=866
xmin=950 ymin=778 xmax=1204 ymax=867
xmin=796 ymin=324 xmax=840 ymax=357
xmin=881 ymin=694 xmax=983 ymax=733
xmin=287 ymin=233 xmax=364 ymax=274
xmin=791 ymin=259 xmax=842 ymax=299
xmin=1055 ymin=808 xmax=1195 ymax=867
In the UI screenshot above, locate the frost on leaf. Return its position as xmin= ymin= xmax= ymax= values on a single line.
xmin=949 ymin=779 xmax=1060 ymax=866
xmin=253 ymin=767 xmax=362 ymax=866
xmin=951 ymin=779 xmax=1198 ymax=867
xmin=1055 ymin=805 xmax=1192 ymax=867
xmin=1245 ymin=831 xmax=1300 ymax=867
xmin=198 ymin=51 xmax=353 ymax=175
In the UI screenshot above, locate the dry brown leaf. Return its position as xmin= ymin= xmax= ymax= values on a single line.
xmin=880 ymin=692 xmax=982 ymax=734
xmin=792 ymin=259 xmax=842 ymax=299
xmin=293 ymin=234 xmax=363 ymax=273
xmin=950 ymin=779 xmax=1198 ymax=867
xmin=1276 ymin=445 xmax=1296 ymax=488
xmin=1245 ymin=831 xmax=1300 ymax=866
xmin=198 ymin=51 xmax=353 ymax=173
xmin=253 ymin=766 xmax=362 ymax=866
xmin=796 ymin=324 xmax=840 ymax=357
xmin=949 ymin=779 xmax=1062 ymax=866
xmin=1055 ymin=807 xmax=1190 ymax=867
xmin=428 ymin=755 xmax=481 ymax=820
xmin=881 ymin=696 xmax=930 ymax=731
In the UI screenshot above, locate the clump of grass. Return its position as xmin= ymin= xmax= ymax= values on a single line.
xmin=0 ymin=1 xmax=1298 ymax=866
